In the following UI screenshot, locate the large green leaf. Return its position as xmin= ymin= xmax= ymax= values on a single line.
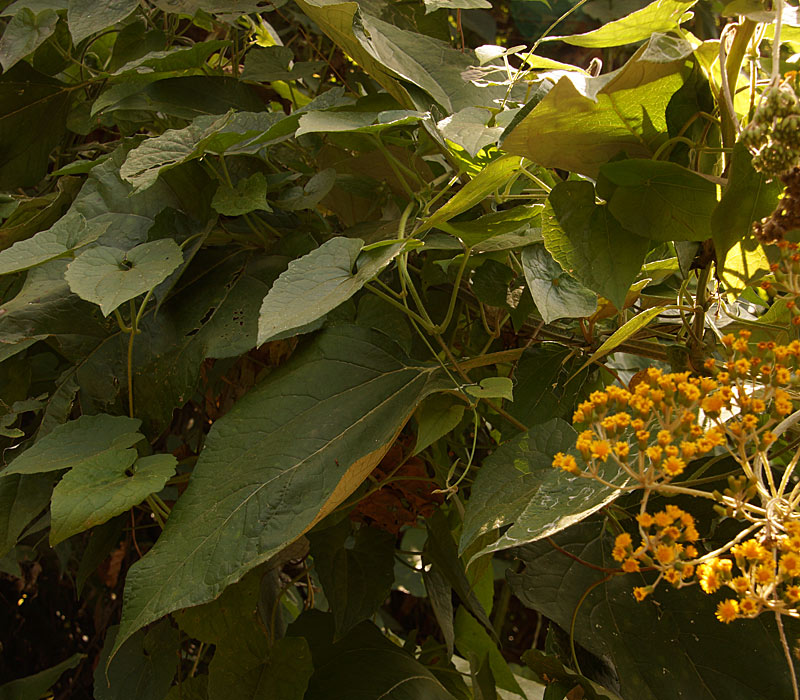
xmin=711 ymin=142 xmax=782 ymax=258
xmin=0 ymin=7 xmax=58 ymax=71
xmin=454 ymin=608 xmax=524 ymax=697
xmin=2 ymin=414 xmax=142 ymax=476
xmin=459 ymin=418 xmax=622 ymax=561
xmin=601 ymin=158 xmax=718 ymax=242
xmin=503 ymin=41 xmax=689 ymax=177
xmin=50 ymin=453 xmax=176 ymax=545
xmin=67 ymin=0 xmax=138 ymax=43
xmin=521 ymin=243 xmax=597 ymax=323
xmin=0 ymin=63 xmax=70 ymax=189
xmin=543 ymin=180 xmax=650 ymax=309
xmin=290 ymin=611 xmax=456 ymax=700
xmin=65 ymin=239 xmax=184 ymax=316
xmin=0 ymin=653 xmax=82 ymax=700
xmin=509 ymin=521 xmax=800 ymax=700
xmin=208 ymin=637 xmax=313 ymax=700
xmin=294 ymin=0 xmax=412 ymax=107
xmin=308 ymin=519 xmax=396 ymax=636
xmin=257 ymin=237 xmax=402 ymax=344
xmin=0 ymin=473 xmax=54 ymax=557
xmin=112 ymin=326 xmax=444 ymax=661
xmin=545 ymin=0 xmax=696 ymax=48
xmin=94 ymin=621 xmax=178 ymax=700
xmin=422 ymin=155 xmax=523 ymax=233
xmin=355 ymin=13 xmax=494 ymax=113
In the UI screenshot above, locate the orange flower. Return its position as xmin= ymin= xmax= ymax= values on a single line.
xmin=715 ymin=599 xmax=739 ymax=623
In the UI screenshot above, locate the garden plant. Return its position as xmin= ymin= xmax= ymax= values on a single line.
xmin=2 ymin=0 xmax=800 ymax=698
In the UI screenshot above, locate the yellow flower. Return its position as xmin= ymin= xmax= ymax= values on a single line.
xmin=656 ymin=544 xmax=676 ymax=565
xmin=680 ymin=441 xmax=698 ymax=459
xmin=633 ymin=586 xmax=651 ymax=602
xmin=637 ymin=512 xmax=654 ymax=528
xmin=780 ymin=552 xmax=800 ymax=577
xmin=622 ymin=558 xmax=640 ymax=573
xmin=730 ymin=576 xmax=750 ymax=594
xmin=735 ymin=539 xmax=768 ymax=562
xmin=664 ymin=568 xmax=682 ymax=585
xmin=590 ymin=440 xmax=612 ymax=462
xmin=662 ymin=456 xmax=686 ymax=477
xmin=785 ymin=585 xmax=800 ymax=604
xmin=657 ymin=429 xmax=672 ymax=446
xmin=715 ymin=599 xmax=739 ymax=623
xmin=654 ymin=511 xmax=672 ymax=528
xmin=739 ymin=597 xmax=760 ymax=616
xmin=754 ymin=565 xmax=774 ymax=586
xmin=698 ymin=563 xmax=721 ymax=593
xmin=613 ymin=441 xmax=630 ymax=458
xmin=701 ymin=394 xmax=725 ymax=414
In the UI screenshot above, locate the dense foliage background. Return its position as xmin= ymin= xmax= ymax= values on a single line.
xmin=1 ymin=0 xmax=800 ymax=698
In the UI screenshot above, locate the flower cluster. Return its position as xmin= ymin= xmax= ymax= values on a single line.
xmin=556 ymin=332 xmax=800 ymax=630
xmin=697 ymin=521 xmax=800 ymax=623
xmin=741 ymin=81 xmax=800 ymax=177
xmin=552 ymin=368 xmax=729 ymax=487
xmin=761 ymin=241 xmax=800 ymax=315
xmin=611 ymin=505 xmax=700 ymax=600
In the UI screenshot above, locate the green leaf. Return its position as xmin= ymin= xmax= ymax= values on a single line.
xmin=65 ymin=239 xmax=184 ymax=316
xmin=290 ymin=611 xmax=456 ymax=699
xmin=454 ymin=608 xmax=524 ymax=697
xmin=545 ymin=0 xmax=696 ymax=48
xmin=208 ymin=636 xmax=313 ymax=700
xmin=543 ymin=180 xmax=650 ymax=309
xmin=507 ymin=343 xmax=590 ymax=428
xmin=464 ymin=377 xmax=514 ymax=401
xmin=308 ymin=520 xmax=396 ymax=636
xmin=522 ymin=649 xmax=623 ymax=700
xmin=601 ymin=158 xmax=718 ymax=242
xmin=112 ymin=40 xmax=231 ymax=76
xmin=0 ymin=63 xmax=71 ymax=189
xmin=295 ymin=109 xmax=424 ymax=137
xmin=257 ymin=237 xmax=402 ymax=344
xmin=274 ymin=168 xmax=336 ymax=211
xmin=94 ymin=621 xmax=178 ymax=700
xmin=164 ymin=677 xmax=208 ymax=700
xmin=241 ymin=45 xmax=321 ymax=83
xmin=423 ymin=155 xmax=523 ymax=233
xmin=711 ymin=142 xmax=783 ymax=258
xmin=0 ymin=8 xmax=58 ymax=71
xmin=424 ymin=510 xmax=494 ymax=632
xmin=521 ymin=243 xmax=597 ymax=323
xmin=211 ymin=172 xmax=272 ymax=216
xmin=459 ymin=418 xmax=621 ymax=560
xmin=67 ymin=0 xmax=138 ymax=44
xmin=414 ymin=393 xmax=466 ymax=455
xmin=423 ymin=567 xmax=455 ymax=656
xmin=0 ymin=653 xmax=83 ymax=700
xmin=578 ymin=306 xmax=666 ymax=372
xmin=355 ymin=13 xmax=495 ymax=113
xmin=50 ymin=453 xmax=176 ymax=545
xmin=3 ymin=414 xmax=142 ymax=476
xmin=112 ymin=326 xmax=443 ymax=662
xmin=294 ymin=0 xmax=412 ymax=107
xmin=436 ymin=107 xmax=504 ymax=158
xmin=503 ymin=41 xmax=689 ymax=177
xmin=76 ymin=515 xmax=126 ymax=596
xmin=174 ymin=567 xmax=265 ymax=648
xmin=434 ymin=204 xmax=542 ymax=248
xmin=424 ymin=0 xmax=491 ymax=12
xmin=0 ymin=473 xmax=53 ymax=557
xmin=509 ymin=521 xmax=800 ymax=700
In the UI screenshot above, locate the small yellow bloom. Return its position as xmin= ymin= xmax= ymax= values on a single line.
xmin=656 ymin=544 xmax=676 ymax=565
xmin=715 ymin=598 xmax=739 ymax=623
xmin=731 ymin=576 xmax=750 ymax=594
xmin=785 ymin=585 xmax=800 ymax=604
xmin=662 ymin=456 xmax=686 ymax=477
xmin=590 ymin=440 xmax=612 ymax=462
xmin=664 ymin=568 xmax=682 ymax=585
xmin=739 ymin=597 xmax=760 ymax=616
xmin=780 ymin=552 xmax=800 ymax=577
xmin=637 ymin=512 xmax=654 ymax=528
xmin=633 ymin=586 xmax=650 ymax=602
xmin=622 ymin=558 xmax=640 ymax=573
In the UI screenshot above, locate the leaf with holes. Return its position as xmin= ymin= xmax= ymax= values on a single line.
xmin=65 ymin=240 xmax=183 ymax=316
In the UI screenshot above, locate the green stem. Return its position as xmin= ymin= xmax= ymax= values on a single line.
xmin=436 ymin=249 xmax=471 ymax=333
xmin=721 ymin=19 xmax=757 ymax=150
